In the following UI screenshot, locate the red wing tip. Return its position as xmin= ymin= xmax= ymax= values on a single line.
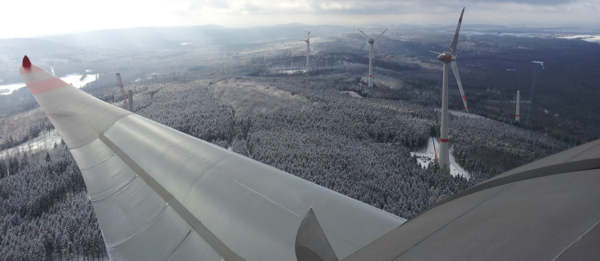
xmin=22 ymin=56 xmax=31 ymax=68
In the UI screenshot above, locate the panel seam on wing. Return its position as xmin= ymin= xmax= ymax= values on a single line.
xmin=67 ymin=113 xmax=134 ymax=150
xmin=79 ymin=153 xmax=116 ymax=171
xmin=414 ymin=158 xmax=600 ymax=219
xmin=91 ymin=176 xmax=139 ymax=203
xmin=98 ymin=134 xmax=245 ymax=261
xmin=564 ymin=142 xmax=600 ymax=162
xmin=106 ymin=204 xmax=168 ymax=249
xmin=163 ymin=230 xmax=195 ymax=261
xmin=391 ymin=184 xmax=513 ymax=260
xmin=181 ymin=154 xmax=236 ymax=206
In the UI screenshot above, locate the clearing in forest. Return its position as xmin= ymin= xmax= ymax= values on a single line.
xmin=209 ymin=79 xmax=313 ymax=118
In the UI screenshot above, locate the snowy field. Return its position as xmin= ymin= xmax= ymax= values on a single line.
xmin=558 ymin=34 xmax=600 ymax=43
xmin=435 ymin=109 xmax=485 ymax=119
xmin=340 ymin=91 xmax=362 ymax=98
xmin=0 ymin=129 xmax=62 ymax=159
xmin=411 ymin=138 xmax=471 ymax=179
xmin=0 ymin=73 xmax=99 ymax=95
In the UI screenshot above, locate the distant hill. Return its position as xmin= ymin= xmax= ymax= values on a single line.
xmin=0 ymin=38 xmax=80 ymax=60
xmin=41 ymin=24 xmax=353 ymax=50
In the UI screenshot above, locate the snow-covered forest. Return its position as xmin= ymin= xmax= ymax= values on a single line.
xmin=0 ymin=148 xmax=106 ymax=260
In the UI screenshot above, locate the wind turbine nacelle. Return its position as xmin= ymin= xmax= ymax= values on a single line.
xmin=437 ymin=52 xmax=455 ymax=62
xmin=368 ymin=39 xmax=374 ymax=44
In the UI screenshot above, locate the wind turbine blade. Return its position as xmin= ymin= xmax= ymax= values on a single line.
xmin=429 ymin=50 xmax=442 ymax=55
xmin=299 ymin=27 xmax=309 ymax=33
xmin=451 ymin=61 xmax=469 ymax=113
xmin=375 ymin=29 xmax=388 ymax=40
xmin=450 ymin=7 xmax=465 ymax=54
xmin=357 ymin=29 xmax=371 ymax=40
xmin=311 ymin=25 xmax=321 ymax=32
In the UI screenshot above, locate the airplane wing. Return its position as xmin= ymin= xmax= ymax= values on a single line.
xmin=19 ymin=56 xmax=404 ymax=261
xmin=343 ymin=139 xmax=600 ymax=260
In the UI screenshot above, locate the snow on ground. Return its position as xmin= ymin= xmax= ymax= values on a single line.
xmin=410 ymin=138 xmax=471 ymax=180
xmin=0 ymin=130 xmax=61 ymax=159
xmin=435 ymin=109 xmax=485 ymax=119
xmin=340 ymin=91 xmax=362 ymax=98
xmin=558 ymin=35 xmax=600 ymax=43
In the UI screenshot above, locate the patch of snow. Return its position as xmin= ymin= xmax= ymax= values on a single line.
xmin=411 ymin=138 xmax=471 ymax=180
xmin=435 ymin=109 xmax=485 ymax=119
xmin=0 ymin=130 xmax=62 ymax=159
xmin=340 ymin=91 xmax=362 ymax=98
xmin=558 ymin=34 xmax=600 ymax=43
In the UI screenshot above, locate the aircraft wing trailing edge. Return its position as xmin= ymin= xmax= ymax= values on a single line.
xmin=19 ymin=56 xmax=404 ymax=261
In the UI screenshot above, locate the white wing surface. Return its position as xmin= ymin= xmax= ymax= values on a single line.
xmin=19 ymin=56 xmax=404 ymax=261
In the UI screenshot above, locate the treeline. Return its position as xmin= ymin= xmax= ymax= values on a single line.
xmin=0 ymin=123 xmax=46 ymax=150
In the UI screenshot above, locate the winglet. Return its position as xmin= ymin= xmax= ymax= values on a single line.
xmin=23 ymin=55 xmax=31 ymax=68
xmin=295 ymin=208 xmax=339 ymax=261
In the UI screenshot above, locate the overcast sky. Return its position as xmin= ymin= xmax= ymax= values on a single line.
xmin=1 ymin=0 xmax=598 ymax=38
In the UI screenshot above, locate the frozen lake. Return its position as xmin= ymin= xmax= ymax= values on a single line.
xmin=0 ymin=73 xmax=99 ymax=95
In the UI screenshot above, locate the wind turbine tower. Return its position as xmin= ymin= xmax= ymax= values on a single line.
xmin=300 ymin=26 xmax=320 ymax=75
xmin=430 ymin=8 xmax=469 ymax=171
xmin=357 ymin=28 xmax=387 ymax=87
xmin=526 ymin=61 xmax=544 ymax=127
xmin=515 ymin=90 xmax=520 ymax=122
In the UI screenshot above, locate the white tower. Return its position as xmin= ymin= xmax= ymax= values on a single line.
xmin=300 ymin=26 xmax=320 ymax=74
xmin=357 ymin=29 xmax=387 ymax=87
xmin=431 ymin=8 xmax=468 ymax=171
xmin=516 ymin=90 xmax=520 ymax=122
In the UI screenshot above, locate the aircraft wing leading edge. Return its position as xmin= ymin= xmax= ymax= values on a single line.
xmin=19 ymin=56 xmax=404 ymax=261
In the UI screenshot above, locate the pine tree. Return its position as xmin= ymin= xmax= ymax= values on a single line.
xmin=45 ymin=152 xmax=51 ymax=162
xmin=0 ymin=159 xmax=6 ymax=179
xmin=8 ymin=157 xmax=19 ymax=175
xmin=20 ymin=153 xmax=29 ymax=170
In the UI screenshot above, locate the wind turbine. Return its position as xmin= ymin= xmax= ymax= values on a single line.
xmin=357 ymin=28 xmax=387 ymax=87
xmin=430 ymin=8 xmax=468 ymax=171
xmin=526 ymin=61 xmax=544 ymax=127
xmin=299 ymin=26 xmax=320 ymax=74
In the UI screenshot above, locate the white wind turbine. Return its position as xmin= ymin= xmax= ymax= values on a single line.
xmin=430 ymin=8 xmax=468 ymax=171
xmin=299 ymin=26 xmax=320 ymax=74
xmin=357 ymin=28 xmax=387 ymax=87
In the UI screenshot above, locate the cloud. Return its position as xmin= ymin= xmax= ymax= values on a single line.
xmin=0 ymin=0 xmax=598 ymax=38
